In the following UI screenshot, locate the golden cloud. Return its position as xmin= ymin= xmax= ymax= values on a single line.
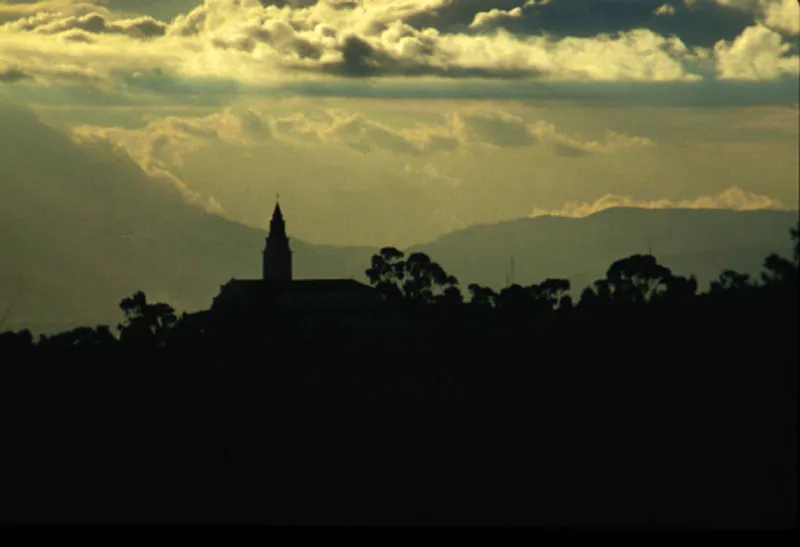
xmin=530 ymin=186 xmax=788 ymax=218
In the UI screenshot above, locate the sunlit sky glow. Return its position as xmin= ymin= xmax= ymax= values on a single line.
xmin=1 ymin=0 xmax=797 ymax=246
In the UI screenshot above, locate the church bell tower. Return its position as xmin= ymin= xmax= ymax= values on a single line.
xmin=263 ymin=198 xmax=292 ymax=281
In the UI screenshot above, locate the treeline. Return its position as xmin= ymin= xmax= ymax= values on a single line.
xmin=1 ymin=222 xmax=797 ymax=356
xmin=365 ymin=222 xmax=798 ymax=311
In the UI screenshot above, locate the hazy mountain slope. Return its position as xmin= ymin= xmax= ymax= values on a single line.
xmin=411 ymin=208 xmax=798 ymax=291
xmin=0 ymin=105 xmax=374 ymax=334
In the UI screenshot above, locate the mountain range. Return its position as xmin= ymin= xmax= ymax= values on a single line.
xmin=1 ymin=104 xmax=797 ymax=335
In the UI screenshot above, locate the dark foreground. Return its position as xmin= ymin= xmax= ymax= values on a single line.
xmin=0 ymin=287 xmax=796 ymax=527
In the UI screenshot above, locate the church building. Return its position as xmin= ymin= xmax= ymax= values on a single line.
xmin=211 ymin=201 xmax=383 ymax=314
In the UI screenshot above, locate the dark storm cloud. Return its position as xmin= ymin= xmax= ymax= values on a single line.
xmin=314 ymin=34 xmax=539 ymax=79
xmin=405 ymin=0 xmax=776 ymax=48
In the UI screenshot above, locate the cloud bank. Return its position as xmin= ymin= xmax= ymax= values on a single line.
xmin=530 ymin=186 xmax=789 ymax=218
xmin=0 ymin=0 xmax=796 ymax=96
xmin=70 ymin=104 xmax=657 ymax=181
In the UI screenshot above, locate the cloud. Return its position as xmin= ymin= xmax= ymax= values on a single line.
xmin=654 ymin=4 xmax=677 ymax=16
xmin=529 ymin=186 xmax=788 ymax=218
xmin=714 ymin=23 xmax=799 ymax=79
xmin=328 ymin=24 xmax=702 ymax=81
xmin=413 ymin=0 xmax=798 ymax=45
xmin=0 ymin=1 xmax=106 ymax=21
xmin=710 ymin=0 xmax=800 ymax=34
xmin=0 ymin=54 xmax=105 ymax=85
xmin=70 ymin=108 xmax=258 ymax=213
xmin=468 ymin=4 xmax=528 ymax=31
xmin=68 ymin=104 xmax=462 ymax=169
xmin=410 ymin=0 xmax=758 ymax=48
xmin=761 ymin=0 xmax=800 ymax=35
xmin=529 ymin=121 xmax=656 ymax=155
xmin=63 ymin=102 xmax=664 ymax=235
xmin=0 ymin=64 xmax=30 ymax=83
xmin=72 ymin=105 xmax=274 ymax=169
xmin=70 ymin=104 xmax=656 ymax=178
xmin=404 ymin=163 xmax=463 ymax=189
xmin=455 ymin=110 xmax=538 ymax=147
xmin=4 ymin=10 xmax=167 ymax=38
xmin=0 ymin=0 xmax=718 ymax=89
xmin=289 ymin=109 xmax=433 ymax=154
xmin=0 ymin=0 xmax=795 ymax=102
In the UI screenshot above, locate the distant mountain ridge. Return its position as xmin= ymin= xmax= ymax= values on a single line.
xmin=1 ymin=104 xmax=796 ymax=335
xmin=413 ymin=207 xmax=798 ymax=291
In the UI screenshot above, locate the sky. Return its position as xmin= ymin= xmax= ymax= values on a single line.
xmin=0 ymin=0 xmax=798 ymax=247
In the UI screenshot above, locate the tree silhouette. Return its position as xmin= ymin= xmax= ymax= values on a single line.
xmin=366 ymin=248 xmax=459 ymax=305
xmin=578 ymin=279 xmax=613 ymax=310
xmin=403 ymin=252 xmax=459 ymax=305
xmin=39 ymin=325 xmax=116 ymax=353
xmin=496 ymin=284 xmax=532 ymax=310
xmin=117 ymin=291 xmax=177 ymax=349
xmin=761 ymin=224 xmax=799 ymax=289
xmin=604 ymin=254 xmax=674 ymax=306
xmin=761 ymin=254 xmax=796 ymax=286
xmin=468 ymin=283 xmax=497 ymax=308
xmin=532 ymin=278 xmax=572 ymax=311
xmin=710 ymin=269 xmax=753 ymax=294
xmin=365 ymin=247 xmax=406 ymax=304
xmin=436 ymin=286 xmax=464 ymax=307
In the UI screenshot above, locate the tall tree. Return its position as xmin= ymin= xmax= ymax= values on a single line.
xmin=531 ymin=278 xmax=572 ymax=311
xmin=366 ymin=249 xmax=460 ymax=305
xmin=495 ymin=284 xmax=532 ymax=310
xmin=365 ymin=247 xmax=406 ymax=304
xmin=760 ymin=223 xmax=799 ymax=293
xmin=117 ymin=291 xmax=177 ymax=349
xmin=710 ymin=270 xmax=753 ymax=294
xmin=468 ymin=283 xmax=497 ymax=308
xmin=604 ymin=254 xmax=674 ymax=306
xmin=403 ymin=252 xmax=459 ymax=305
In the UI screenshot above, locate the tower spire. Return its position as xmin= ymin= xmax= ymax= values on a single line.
xmin=263 ymin=197 xmax=292 ymax=281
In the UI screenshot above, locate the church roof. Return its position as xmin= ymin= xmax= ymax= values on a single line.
xmin=224 ymin=278 xmax=376 ymax=294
